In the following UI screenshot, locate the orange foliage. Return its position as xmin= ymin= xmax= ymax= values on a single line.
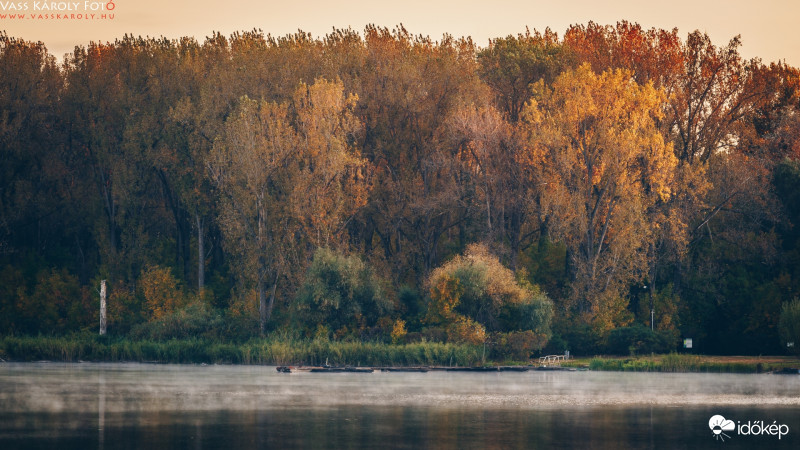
xmin=522 ymin=64 xmax=677 ymax=325
xmin=139 ymin=266 xmax=187 ymax=320
xmin=446 ymin=316 xmax=487 ymax=346
xmin=426 ymin=274 xmax=462 ymax=326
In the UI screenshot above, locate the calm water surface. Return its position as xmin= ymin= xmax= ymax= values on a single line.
xmin=1 ymin=362 xmax=799 ymax=449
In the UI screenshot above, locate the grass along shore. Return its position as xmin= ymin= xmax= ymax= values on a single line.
xmin=1 ymin=335 xmax=798 ymax=373
xmin=0 ymin=335 xmax=486 ymax=367
xmin=563 ymin=354 xmax=800 ymax=373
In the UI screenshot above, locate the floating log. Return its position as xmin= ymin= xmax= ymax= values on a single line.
xmin=497 ymin=366 xmax=531 ymax=372
xmin=535 ymin=366 xmax=577 ymax=371
xmin=379 ymin=367 xmax=430 ymax=373
xmin=308 ymin=367 xmax=374 ymax=373
xmin=276 ymin=365 xmax=547 ymax=373
xmin=310 ymin=367 xmax=345 ymax=373
xmin=445 ymin=367 xmax=500 ymax=372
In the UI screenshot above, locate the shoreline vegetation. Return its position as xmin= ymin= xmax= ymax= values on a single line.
xmin=3 ymin=24 xmax=800 ymax=361
xmin=1 ymin=335 xmax=797 ymax=374
xmin=565 ymin=355 xmax=800 ymax=374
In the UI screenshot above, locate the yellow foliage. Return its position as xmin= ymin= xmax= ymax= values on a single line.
xmin=391 ymin=319 xmax=408 ymax=344
xmin=139 ymin=266 xmax=187 ymax=320
xmin=591 ymin=292 xmax=634 ymax=335
xmin=289 ymin=78 xmax=369 ymax=248
xmin=428 ymin=243 xmax=531 ymax=311
xmin=426 ymin=243 xmax=552 ymax=342
xmin=637 ymin=285 xmax=682 ymax=333
xmin=446 ymin=316 xmax=487 ymax=345
xmin=208 ymin=78 xmax=371 ymax=332
xmin=426 ymin=274 xmax=462 ymax=325
xmin=521 ymin=64 xmax=679 ymax=321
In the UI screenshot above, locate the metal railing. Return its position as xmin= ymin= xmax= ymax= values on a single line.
xmin=538 ymin=355 xmax=567 ymax=367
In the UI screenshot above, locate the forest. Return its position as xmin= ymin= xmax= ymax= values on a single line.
xmin=2 ymin=22 xmax=800 ymax=358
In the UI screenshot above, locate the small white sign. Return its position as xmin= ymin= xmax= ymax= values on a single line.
xmin=788 ymin=342 xmax=795 ymax=348
xmin=683 ymin=338 xmax=693 ymax=349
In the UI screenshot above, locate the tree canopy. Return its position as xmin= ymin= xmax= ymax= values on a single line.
xmin=1 ymin=24 xmax=798 ymax=355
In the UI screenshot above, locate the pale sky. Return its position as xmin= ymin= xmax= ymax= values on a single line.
xmin=1 ymin=0 xmax=798 ymax=66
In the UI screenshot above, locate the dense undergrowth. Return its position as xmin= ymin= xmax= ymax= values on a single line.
xmin=0 ymin=334 xmax=484 ymax=367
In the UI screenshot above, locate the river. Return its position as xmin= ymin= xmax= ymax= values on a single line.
xmin=1 ymin=362 xmax=799 ymax=448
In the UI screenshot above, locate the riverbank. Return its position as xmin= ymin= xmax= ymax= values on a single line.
xmin=563 ymin=354 xmax=800 ymax=373
xmin=0 ymin=335 xmax=486 ymax=367
xmin=2 ymin=335 xmax=798 ymax=372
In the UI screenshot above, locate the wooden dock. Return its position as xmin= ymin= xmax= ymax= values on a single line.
xmin=275 ymin=365 xmax=576 ymax=373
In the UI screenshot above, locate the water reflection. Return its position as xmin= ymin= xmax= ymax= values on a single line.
xmin=98 ymin=372 xmax=105 ymax=450
xmin=1 ymin=363 xmax=799 ymax=449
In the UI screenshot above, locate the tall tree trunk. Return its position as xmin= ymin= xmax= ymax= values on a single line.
xmin=99 ymin=280 xmax=107 ymax=336
xmin=158 ymin=170 xmax=190 ymax=282
xmin=266 ymin=274 xmax=278 ymax=324
xmin=196 ymin=213 xmax=205 ymax=291
xmin=485 ymin=182 xmax=492 ymax=233
xmin=258 ymin=276 xmax=266 ymax=336
xmin=507 ymin=209 xmax=524 ymax=272
xmin=99 ymin=169 xmax=117 ymax=252
xmin=181 ymin=220 xmax=191 ymax=284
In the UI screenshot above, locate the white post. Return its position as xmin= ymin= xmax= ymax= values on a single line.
xmin=650 ymin=308 xmax=654 ymax=331
xmin=100 ymin=280 xmax=107 ymax=336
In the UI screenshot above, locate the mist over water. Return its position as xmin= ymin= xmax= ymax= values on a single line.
xmin=1 ymin=362 xmax=799 ymax=449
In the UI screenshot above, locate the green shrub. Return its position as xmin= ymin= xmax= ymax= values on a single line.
xmin=293 ymin=248 xmax=394 ymax=338
xmin=13 ymin=269 xmax=92 ymax=335
xmin=589 ymin=357 xmax=623 ymax=371
xmin=398 ymin=285 xmax=424 ymax=327
xmin=605 ymin=324 xmax=674 ymax=355
xmin=491 ymin=330 xmax=549 ymax=361
xmin=541 ymin=333 xmax=568 ymax=354
xmin=558 ymin=322 xmax=602 ymax=354
xmin=129 ymin=302 xmax=224 ymax=341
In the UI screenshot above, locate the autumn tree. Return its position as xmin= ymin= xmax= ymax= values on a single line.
xmin=668 ymin=32 xmax=765 ymax=164
xmin=478 ymin=28 xmax=569 ymax=122
xmin=353 ymin=27 xmax=486 ymax=283
xmin=560 ymin=23 xmax=794 ymax=348
xmin=742 ymin=63 xmax=800 ymax=161
xmin=208 ymin=78 xmax=366 ymax=334
xmin=289 ymin=79 xmax=368 ymax=248
xmin=0 ymin=34 xmax=73 ymax=270
xmin=445 ymin=103 xmax=542 ymax=270
xmin=169 ymin=33 xmax=241 ymax=293
xmin=139 ymin=265 xmax=189 ymax=320
xmin=561 ymin=22 xmax=761 ymax=163
xmin=171 ymin=30 xmax=338 ymax=292
xmin=62 ymin=39 xmax=183 ymax=289
xmin=129 ymin=37 xmax=205 ymax=287
xmin=563 ymin=21 xmax=683 ymax=89
xmin=426 ymin=243 xmax=553 ymax=344
xmin=523 ymin=64 xmax=678 ymax=331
